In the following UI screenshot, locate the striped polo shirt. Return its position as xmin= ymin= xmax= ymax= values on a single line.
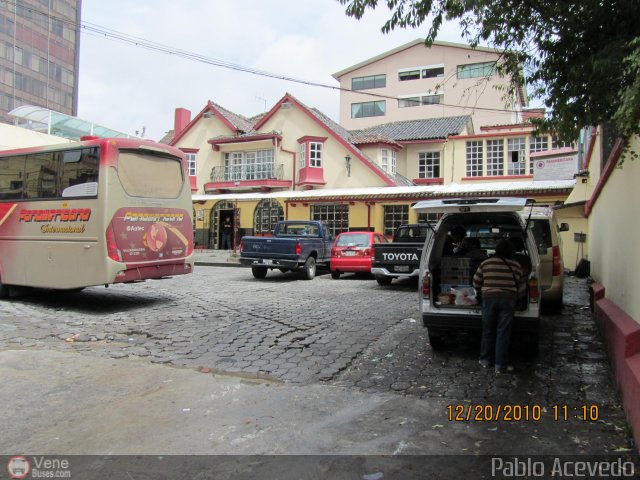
xmin=472 ymin=256 xmax=523 ymax=298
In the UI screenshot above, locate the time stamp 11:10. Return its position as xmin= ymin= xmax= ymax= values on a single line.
xmin=446 ymin=404 xmax=600 ymax=422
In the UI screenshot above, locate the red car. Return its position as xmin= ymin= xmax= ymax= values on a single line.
xmin=330 ymin=231 xmax=387 ymax=279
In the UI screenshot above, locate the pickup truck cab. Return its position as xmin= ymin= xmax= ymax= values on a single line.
xmin=239 ymin=221 xmax=333 ymax=280
xmin=371 ymin=224 xmax=430 ymax=285
xmin=414 ymin=198 xmax=542 ymax=351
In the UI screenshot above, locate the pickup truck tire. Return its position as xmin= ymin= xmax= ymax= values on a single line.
xmin=251 ymin=267 xmax=268 ymax=279
xmin=302 ymin=257 xmax=316 ymax=280
xmin=330 ymin=270 xmax=340 ymax=279
xmin=375 ymin=275 xmax=392 ymax=286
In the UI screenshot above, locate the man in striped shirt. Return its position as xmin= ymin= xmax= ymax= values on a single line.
xmin=473 ymin=239 xmax=524 ymax=374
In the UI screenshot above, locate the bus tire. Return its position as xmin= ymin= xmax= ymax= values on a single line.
xmin=251 ymin=267 xmax=268 ymax=279
xmin=302 ymin=257 xmax=316 ymax=280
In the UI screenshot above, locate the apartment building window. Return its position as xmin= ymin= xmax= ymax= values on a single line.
xmin=486 ymin=139 xmax=504 ymax=176
xmin=311 ymin=204 xmax=349 ymax=236
xmin=422 ymin=66 xmax=444 ymax=78
xmin=418 ymin=152 xmax=441 ymax=178
xmin=383 ymin=205 xmax=408 ymax=237
xmin=185 ymin=152 xmax=197 ymax=176
xmin=457 ymin=61 xmax=497 ymax=79
xmin=381 ymin=149 xmax=397 ymax=174
xmin=399 ymin=69 xmax=421 ymax=81
xmin=507 ymin=137 xmax=526 ymax=175
xmin=398 ymin=93 xmax=443 ymax=108
xmin=352 ymin=74 xmax=386 ymax=90
xmin=529 ymin=135 xmax=549 ymax=173
xmin=466 ymin=140 xmax=483 ymax=177
xmin=351 ymin=101 xmax=385 ymax=118
xmin=254 ymin=198 xmax=284 ymax=234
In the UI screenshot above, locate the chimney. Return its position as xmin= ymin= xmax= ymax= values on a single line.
xmin=174 ymin=108 xmax=191 ymax=135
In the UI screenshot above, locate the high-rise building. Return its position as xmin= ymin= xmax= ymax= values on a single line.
xmin=0 ymin=0 xmax=81 ymax=125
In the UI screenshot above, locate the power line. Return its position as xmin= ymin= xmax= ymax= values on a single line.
xmin=1 ymin=0 xmax=521 ymax=115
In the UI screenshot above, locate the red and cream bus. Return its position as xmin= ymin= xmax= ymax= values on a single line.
xmin=0 ymin=136 xmax=194 ymax=297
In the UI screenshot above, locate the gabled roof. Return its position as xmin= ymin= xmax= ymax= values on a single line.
xmin=169 ymin=101 xmax=254 ymax=146
xmin=351 ymin=116 xmax=473 ymax=142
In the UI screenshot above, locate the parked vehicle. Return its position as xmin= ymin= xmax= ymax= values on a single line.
xmin=520 ymin=206 xmax=569 ymax=311
xmin=330 ymin=231 xmax=387 ymax=279
xmin=414 ymin=198 xmax=542 ymax=351
xmin=371 ymin=224 xmax=430 ymax=285
xmin=239 ymin=221 xmax=333 ymax=280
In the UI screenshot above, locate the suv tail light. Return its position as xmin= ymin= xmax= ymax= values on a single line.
xmin=295 ymin=243 xmax=302 ymax=255
xmin=422 ymin=274 xmax=431 ymax=297
xmin=105 ymin=224 xmax=122 ymax=262
xmin=528 ymin=277 xmax=540 ymax=303
xmin=240 ymin=240 xmax=244 ymax=253
xmin=552 ymin=245 xmax=562 ymax=276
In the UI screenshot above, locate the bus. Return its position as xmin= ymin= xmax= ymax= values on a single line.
xmin=0 ymin=136 xmax=194 ymax=297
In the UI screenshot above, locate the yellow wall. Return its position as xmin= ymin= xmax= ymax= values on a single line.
xmin=555 ymin=206 xmax=588 ymax=271
xmin=588 ymin=134 xmax=640 ymax=322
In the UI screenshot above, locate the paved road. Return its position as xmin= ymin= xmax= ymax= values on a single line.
xmin=0 ymin=267 xmax=637 ymax=462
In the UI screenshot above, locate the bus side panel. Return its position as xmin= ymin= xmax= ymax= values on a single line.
xmin=0 ymin=202 xmax=26 ymax=286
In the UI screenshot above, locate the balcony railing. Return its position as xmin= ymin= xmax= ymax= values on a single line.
xmin=210 ymin=164 xmax=284 ymax=182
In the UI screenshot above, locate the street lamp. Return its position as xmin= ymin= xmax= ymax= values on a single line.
xmin=345 ymin=154 xmax=351 ymax=177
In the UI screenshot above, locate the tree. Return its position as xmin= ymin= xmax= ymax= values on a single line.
xmin=338 ymin=0 xmax=640 ymax=147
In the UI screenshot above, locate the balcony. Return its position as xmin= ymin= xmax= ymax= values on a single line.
xmin=204 ymin=163 xmax=291 ymax=193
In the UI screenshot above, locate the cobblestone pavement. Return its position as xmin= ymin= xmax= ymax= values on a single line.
xmin=0 ymin=269 xmax=636 ymax=454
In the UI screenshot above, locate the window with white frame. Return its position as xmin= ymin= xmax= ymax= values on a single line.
xmin=254 ymin=198 xmax=284 ymax=234
xmin=466 ymin=140 xmax=483 ymax=177
xmin=398 ymin=69 xmax=421 ymax=81
xmin=223 ymin=149 xmax=274 ymax=180
xmin=298 ymin=142 xmax=306 ymax=169
xmin=529 ymin=135 xmax=549 ymax=173
xmin=422 ymin=66 xmax=444 ymax=78
xmin=311 ymin=204 xmax=349 ymax=236
xmin=380 ymin=149 xmax=397 ymax=174
xmin=507 ymin=137 xmax=526 ymax=175
xmin=418 ymin=151 xmax=440 ymax=178
xmin=351 ymin=101 xmax=385 ymax=118
xmin=551 ymin=136 xmax=572 ymax=149
xmin=309 ymin=142 xmax=322 ymax=168
xmin=352 ymin=74 xmax=386 ymax=90
xmin=457 ymin=61 xmax=497 ymax=79
xmin=398 ymin=93 xmax=443 ymax=108
xmin=383 ymin=205 xmax=408 ymax=237
xmin=185 ymin=152 xmax=197 ymax=176
xmin=486 ymin=139 xmax=504 ymax=176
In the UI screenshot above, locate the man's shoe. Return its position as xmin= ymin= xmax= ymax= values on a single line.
xmin=495 ymin=365 xmax=515 ymax=374
xmin=478 ymin=360 xmax=490 ymax=369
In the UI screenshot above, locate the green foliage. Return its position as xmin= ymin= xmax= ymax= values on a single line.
xmin=338 ymin=0 xmax=640 ymax=152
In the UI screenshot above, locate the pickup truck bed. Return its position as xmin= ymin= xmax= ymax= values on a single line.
xmin=371 ymin=224 xmax=430 ymax=285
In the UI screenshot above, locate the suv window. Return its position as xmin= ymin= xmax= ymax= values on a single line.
xmin=530 ymin=219 xmax=552 ymax=249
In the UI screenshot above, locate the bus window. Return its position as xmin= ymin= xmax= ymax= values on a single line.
xmin=117 ymin=151 xmax=183 ymax=198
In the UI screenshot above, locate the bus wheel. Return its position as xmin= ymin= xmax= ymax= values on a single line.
xmin=251 ymin=267 xmax=268 ymax=279
xmin=302 ymin=257 xmax=316 ymax=280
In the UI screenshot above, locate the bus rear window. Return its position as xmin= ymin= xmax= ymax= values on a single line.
xmin=117 ymin=152 xmax=184 ymax=198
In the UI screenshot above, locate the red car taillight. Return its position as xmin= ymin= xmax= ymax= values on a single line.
xmin=295 ymin=243 xmax=302 ymax=255
xmin=105 ymin=224 xmax=122 ymax=262
xmin=331 ymin=247 xmax=340 ymax=257
xmin=362 ymin=248 xmax=371 ymax=256
xmin=422 ymin=275 xmax=431 ymax=296
xmin=240 ymin=240 xmax=245 ymax=253
xmin=552 ymin=245 xmax=562 ymax=276
xmin=528 ymin=278 xmax=540 ymax=302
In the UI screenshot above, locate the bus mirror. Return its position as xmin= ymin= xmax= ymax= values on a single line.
xmin=62 ymin=182 xmax=98 ymax=197
xmin=63 ymin=151 xmax=83 ymax=163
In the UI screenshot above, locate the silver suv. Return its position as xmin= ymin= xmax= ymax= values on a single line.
xmin=414 ymin=198 xmax=542 ymax=351
xmin=520 ymin=206 xmax=569 ymax=311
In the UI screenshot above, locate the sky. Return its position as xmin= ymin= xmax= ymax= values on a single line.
xmin=77 ymin=0 xmax=466 ymax=141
